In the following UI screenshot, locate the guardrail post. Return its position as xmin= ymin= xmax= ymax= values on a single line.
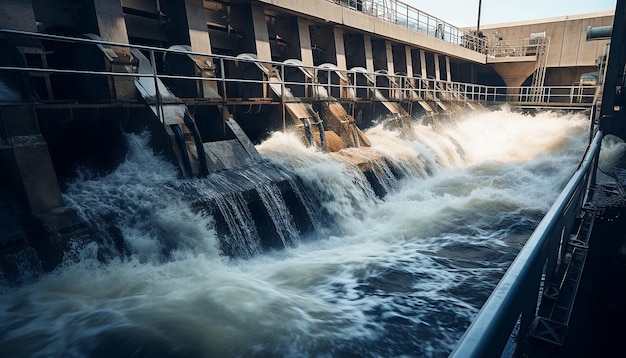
xmin=149 ymin=49 xmax=164 ymax=126
xmin=281 ymin=63 xmax=286 ymax=132
xmin=219 ymin=58 xmax=227 ymax=103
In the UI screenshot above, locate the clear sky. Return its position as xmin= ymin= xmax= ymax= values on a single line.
xmin=402 ymin=0 xmax=617 ymax=28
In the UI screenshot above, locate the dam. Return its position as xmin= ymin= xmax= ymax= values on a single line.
xmin=0 ymin=0 xmax=624 ymax=356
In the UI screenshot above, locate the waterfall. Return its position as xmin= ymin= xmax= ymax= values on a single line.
xmin=213 ymin=193 xmax=262 ymax=257
xmin=181 ymin=162 xmax=313 ymax=255
xmin=254 ymin=182 xmax=300 ymax=248
xmin=0 ymin=107 xmax=596 ymax=358
xmin=285 ymin=178 xmax=325 ymax=233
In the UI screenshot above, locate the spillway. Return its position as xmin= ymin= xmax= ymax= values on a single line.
xmin=0 ymin=107 xmax=593 ymax=357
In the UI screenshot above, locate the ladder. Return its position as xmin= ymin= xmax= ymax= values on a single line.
xmin=529 ymin=36 xmax=549 ymax=102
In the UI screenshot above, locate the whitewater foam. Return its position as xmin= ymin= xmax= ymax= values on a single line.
xmin=0 ymin=108 xmax=592 ymax=357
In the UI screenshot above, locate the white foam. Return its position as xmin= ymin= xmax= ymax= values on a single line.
xmin=0 ymin=109 xmax=591 ymax=357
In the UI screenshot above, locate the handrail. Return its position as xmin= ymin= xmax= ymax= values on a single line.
xmin=487 ymin=37 xmax=548 ymax=58
xmin=328 ymin=0 xmax=487 ymax=54
xmin=0 ymin=28 xmax=603 ymax=355
xmin=0 ymin=29 xmax=596 ymax=107
xmin=449 ymin=129 xmax=603 ymax=357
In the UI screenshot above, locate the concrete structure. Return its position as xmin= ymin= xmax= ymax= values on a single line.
xmin=1 ymin=1 xmax=623 ymax=355
xmin=0 ymin=1 xmax=613 ymax=91
xmin=0 ymin=0 xmax=615 ymax=283
xmin=479 ymin=11 xmax=614 ymax=86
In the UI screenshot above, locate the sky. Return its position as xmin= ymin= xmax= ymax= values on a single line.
xmin=402 ymin=0 xmax=617 ymax=28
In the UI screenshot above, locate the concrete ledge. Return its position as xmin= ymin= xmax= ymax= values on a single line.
xmin=487 ymin=55 xmax=537 ymax=64
xmin=258 ymin=0 xmax=486 ymax=64
xmin=342 ymin=7 xmax=375 ymax=33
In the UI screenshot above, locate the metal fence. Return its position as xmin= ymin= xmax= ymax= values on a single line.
xmin=329 ymin=0 xmax=487 ymax=53
xmin=487 ymin=37 xmax=547 ymax=58
xmin=0 ymin=30 xmax=596 ymax=111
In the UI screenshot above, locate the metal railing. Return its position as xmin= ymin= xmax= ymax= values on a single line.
xmin=0 ymin=29 xmax=604 ymax=356
xmin=0 ymin=30 xmax=595 ymax=112
xmin=487 ymin=37 xmax=547 ymax=58
xmin=450 ymin=127 xmax=602 ymax=357
xmin=329 ymin=0 xmax=487 ymax=53
xmin=329 ymin=0 xmax=557 ymax=64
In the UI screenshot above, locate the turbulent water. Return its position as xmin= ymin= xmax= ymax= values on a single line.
xmin=0 ymin=107 xmax=591 ymax=357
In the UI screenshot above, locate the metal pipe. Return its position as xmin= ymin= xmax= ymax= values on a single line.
xmin=586 ymin=25 xmax=613 ymax=41
xmin=477 ymin=0 xmax=482 ymax=35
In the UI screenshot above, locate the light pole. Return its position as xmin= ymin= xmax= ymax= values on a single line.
xmin=476 ymin=0 xmax=482 ymax=36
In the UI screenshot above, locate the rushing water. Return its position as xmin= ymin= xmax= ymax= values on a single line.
xmin=0 ymin=107 xmax=590 ymax=357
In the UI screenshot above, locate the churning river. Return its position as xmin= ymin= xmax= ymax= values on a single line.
xmin=0 ymin=107 xmax=592 ymax=357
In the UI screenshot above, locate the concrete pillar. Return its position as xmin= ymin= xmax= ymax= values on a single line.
xmin=1 ymin=105 xmax=87 ymax=273
xmin=85 ymin=0 xmax=136 ymax=101
xmin=491 ymin=61 xmax=537 ymax=100
xmin=405 ymin=46 xmax=414 ymax=77
xmin=385 ymin=41 xmax=395 ymax=75
xmin=0 ymin=7 xmax=74 ymax=231
xmin=0 ymin=107 xmax=63 ymax=213
xmin=158 ymin=0 xmax=216 ymax=98
xmin=363 ymin=34 xmax=374 ymax=72
xmin=184 ymin=0 xmax=212 ymax=54
xmin=298 ymin=18 xmax=314 ymax=66
xmin=251 ymin=5 xmax=272 ymax=62
xmin=491 ymin=62 xmax=537 ymax=87
xmin=445 ymin=56 xmax=451 ymax=82
xmin=0 ymin=0 xmax=37 ymax=31
xmin=92 ymin=0 xmax=130 ymax=44
xmin=420 ymin=49 xmax=427 ymax=79
xmin=334 ymin=28 xmax=347 ymax=70
xmin=230 ymin=4 xmax=271 ymax=61
xmin=434 ymin=53 xmax=441 ymax=81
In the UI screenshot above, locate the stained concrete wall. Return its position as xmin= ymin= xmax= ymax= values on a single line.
xmin=256 ymin=0 xmax=614 ymax=88
xmin=256 ymin=0 xmax=486 ymax=64
xmin=479 ymin=11 xmax=614 ymax=68
xmin=0 ymin=0 xmax=37 ymax=32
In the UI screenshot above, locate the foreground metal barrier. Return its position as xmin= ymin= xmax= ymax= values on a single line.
xmin=450 ymin=129 xmax=602 ymax=357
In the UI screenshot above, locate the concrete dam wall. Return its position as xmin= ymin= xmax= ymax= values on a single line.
xmin=0 ymin=0 xmax=604 ymax=284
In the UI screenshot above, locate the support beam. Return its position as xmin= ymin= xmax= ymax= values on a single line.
xmin=385 ymin=40 xmax=395 ymax=75
xmin=420 ymin=49 xmax=427 ymax=79
xmin=491 ymin=61 xmax=537 ymax=100
xmin=87 ymin=0 xmax=135 ymax=101
xmin=298 ymin=18 xmax=314 ymax=66
xmin=364 ymin=34 xmax=374 ymax=72
xmin=0 ymin=0 xmax=37 ymax=32
xmin=92 ymin=0 xmax=130 ymax=45
xmin=0 ymin=107 xmax=64 ymax=213
xmin=184 ymin=0 xmax=212 ymax=54
xmin=405 ymin=46 xmax=414 ymax=77
xmin=334 ymin=27 xmax=347 ymax=69
xmin=251 ymin=5 xmax=272 ymax=62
